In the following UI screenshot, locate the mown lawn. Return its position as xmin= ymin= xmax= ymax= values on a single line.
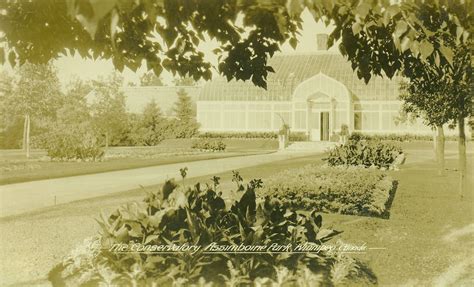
xmin=323 ymin=146 xmax=474 ymax=285
xmin=0 ymin=138 xmax=278 ymax=185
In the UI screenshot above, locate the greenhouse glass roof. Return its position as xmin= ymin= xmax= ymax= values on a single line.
xmin=199 ymin=52 xmax=401 ymax=102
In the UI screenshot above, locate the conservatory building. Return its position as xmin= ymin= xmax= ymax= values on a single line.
xmin=196 ymin=52 xmax=442 ymax=141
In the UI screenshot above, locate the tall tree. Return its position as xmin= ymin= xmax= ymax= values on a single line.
xmin=90 ymin=73 xmax=129 ymax=148
xmin=1 ymin=63 xmax=62 ymax=156
xmin=320 ymin=0 xmax=472 ymax=195
xmin=173 ymin=88 xmax=195 ymax=122
xmin=36 ymin=77 xmax=103 ymax=161
xmin=140 ymin=100 xmax=167 ymax=145
xmin=61 ymin=78 xmax=93 ymax=123
xmin=0 ymin=71 xmax=17 ymax=148
xmin=401 ymin=46 xmax=471 ymax=180
xmin=142 ymin=100 xmax=164 ymax=128
xmin=397 ymin=12 xmax=472 ymax=194
xmin=172 ymin=88 xmax=199 ymax=138
xmin=0 ymin=71 xmax=14 ymax=129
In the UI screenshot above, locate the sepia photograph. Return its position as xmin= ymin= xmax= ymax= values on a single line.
xmin=0 ymin=0 xmax=472 ymax=286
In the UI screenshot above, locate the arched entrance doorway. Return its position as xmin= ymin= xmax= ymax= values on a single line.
xmin=291 ymin=72 xmax=352 ymax=141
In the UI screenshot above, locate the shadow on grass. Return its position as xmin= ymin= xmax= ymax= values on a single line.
xmin=352 ymin=261 xmax=378 ymax=286
xmin=381 ymin=180 xmax=399 ymax=220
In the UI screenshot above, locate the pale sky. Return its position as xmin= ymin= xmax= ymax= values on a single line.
xmin=4 ymin=9 xmax=337 ymax=88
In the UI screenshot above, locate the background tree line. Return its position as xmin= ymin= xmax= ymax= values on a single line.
xmin=0 ymin=63 xmax=199 ymax=157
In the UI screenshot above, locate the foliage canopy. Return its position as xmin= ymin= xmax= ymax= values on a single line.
xmin=1 ymin=0 xmax=471 ymax=88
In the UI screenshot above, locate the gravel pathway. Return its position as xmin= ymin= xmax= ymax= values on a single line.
xmin=0 ymin=151 xmax=312 ymax=217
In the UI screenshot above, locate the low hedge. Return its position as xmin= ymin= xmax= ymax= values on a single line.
xmin=261 ymin=165 xmax=394 ymax=217
xmin=348 ymin=132 xmax=458 ymax=142
xmin=198 ymin=131 xmax=462 ymax=142
xmin=191 ymin=138 xmax=226 ymax=151
xmin=198 ymin=131 xmax=308 ymax=141
xmin=199 ymin=131 xmax=278 ymax=139
xmin=289 ymin=132 xmax=308 ymax=141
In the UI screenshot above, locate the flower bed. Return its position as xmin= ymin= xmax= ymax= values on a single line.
xmin=261 ymin=165 xmax=395 ymax=217
xmin=105 ymin=146 xmax=200 ymax=159
xmin=191 ymin=138 xmax=226 ymax=151
xmin=324 ymin=140 xmax=404 ymax=170
xmin=48 ymin=170 xmax=376 ymax=286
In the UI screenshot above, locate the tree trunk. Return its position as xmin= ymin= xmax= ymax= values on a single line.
xmin=26 ymin=115 xmax=30 ymax=159
xmin=436 ymin=125 xmax=445 ymax=176
xmin=458 ymin=116 xmax=467 ymax=198
xmin=433 ymin=130 xmax=438 ymax=162
xmin=22 ymin=115 xmax=27 ymax=152
xmin=23 ymin=114 xmax=30 ymax=159
xmin=105 ymin=131 xmax=109 ymax=150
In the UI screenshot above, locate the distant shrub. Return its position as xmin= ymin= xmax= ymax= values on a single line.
xmin=261 ymin=165 xmax=394 ymax=217
xmin=348 ymin=132 xmax=366 ymax=142
xmin=325 ymin=140 xmax=403 ymax=169
xmin=170 ymin=119 xmax=200 ymax=139
xmin=40 ymin=123 xmax=104 ymax=161
xmin=289 ymin=132 xmax=308 ymax=141
xmin=191 ymin=138 xmax=226 ymax=151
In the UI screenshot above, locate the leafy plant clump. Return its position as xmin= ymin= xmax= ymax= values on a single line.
xmin=262 ymin=165 xmax=394 ymax=217
xmin=325 ymin=140 xmax=404 ymax=170
xmin=48 ymin=170 xmax=376 ymax=286
xmin=39 ymin=123 xmax=105 ymax=161
xmin=191 ymin=138 xmax=226 ymax=152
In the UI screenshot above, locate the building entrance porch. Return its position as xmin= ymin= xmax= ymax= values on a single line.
xmin=308 ymin=109 xmax=331 ymax=141
xmin=291 ymin=72 xmax=353 ymax=142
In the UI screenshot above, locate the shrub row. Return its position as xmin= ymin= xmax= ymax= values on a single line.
xmin=121 ymin=118 xmax=200 ymax=147
xmin=105 ymin=148 xmax=198 ymax=159
xmin=191 ymin=138 xmax=226 ymax=151
xmin=199 ymin=131 xmax=308 ymax=141
xmin=199 ymin=131 xmax=278 ymax=139
xmin=325 ymin=140 xmax=404 ymax=169
xmin=348 ymin=132 xmax=458 ymax=142
xmin=198 ymin=131 xmax=463 ymax=142
xmin=289 ymin=132 xmax=308 ymax=141
xmin=261 ymin=165 xmax=394 ymax=217
xmin=49 ymin=170 xmax=375 ymax=286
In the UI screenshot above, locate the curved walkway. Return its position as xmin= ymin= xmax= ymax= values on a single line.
xmin=0 ymin=151 xmax=314 ymax=218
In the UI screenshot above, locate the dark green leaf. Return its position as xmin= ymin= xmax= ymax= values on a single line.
xmin=289 ymin=37 xmax=298 ymax=49
xmin=439 ymin=45 xmax=453 ymax=66
xmin=419 ymin=40 xmax=434 ymax=59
